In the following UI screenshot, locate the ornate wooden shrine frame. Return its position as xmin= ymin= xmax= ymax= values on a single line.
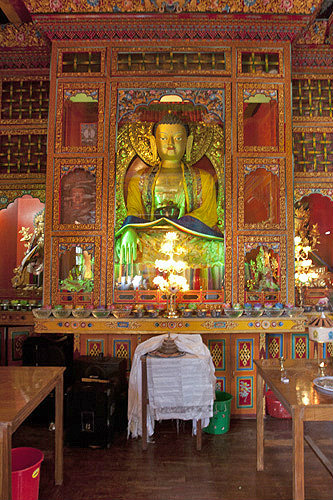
xmin=39 ymin=39 xmax=297 ymax=307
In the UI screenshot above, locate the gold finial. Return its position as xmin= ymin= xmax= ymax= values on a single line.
xmin=319 ymin=361 xmax=327 ymax=377
xmin=279 ymin=356 xmax=285 ymax=372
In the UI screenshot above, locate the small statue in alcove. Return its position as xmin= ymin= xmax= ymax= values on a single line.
xmin=12 ymin=209 xmax=44 ymax=290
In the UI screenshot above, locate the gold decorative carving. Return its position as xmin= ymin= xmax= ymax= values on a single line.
xmin=243 ymin=0 xmax=320 ymax=14
xmin=74 ymin=333 xmax=80 ymax=352
xmin=0 ymin=118 xmax=47 ymax=129
xmin=24 ymin=0 xmax=320 ymax=15
xmin=114 ymin=123 xmax=137 ymax=232
xmin=55 ymin=82 xmax=105 ymax=154
xmin=292 ymin=76 xmax=333 ymax=123
xmin=0 ymin=23 xmax=48 ymax=48
xmin=293 ymin=124 xmax=333 ymax=134
xmin=237 ymin=82 xmax=285 ymax=153
xmin=0 ymin=174 xmax=46 ymax=181
xmin=238 ymin=235 xmax=287 ymax=304
xmin=293 ymin=113 xmax=333 ymax=126
xmin=224 ymin=83 xmax=232 ymax=303
xmin=268 ymin=337 xmax=280 ymax=358
xmin=51 ymin=236 xmax=102 ymax=307
xmin=53 ymin=157 xmax=103 ymax=231
xmin=297 ymin=20 xmax=327 ymax=45
xmin=1 ymin=76 xmax=49 ymax=82
xmin=202 ymin=320 xmax=237 ymax=330
xmin=237 ymin=158 xmax=286 ymax=231
xmin=106 ymin=88 xmax=118 ymax=304
xmin=0 ymin=77 xmax=49 ymax=125
xmin=57 ymin=47 xmax=106 ymax=77
xmin=326 ymin=342 xmax=333 ymax=358
xmin=0 ymin=119 xmax=48 ymax=128
xmin=0 ymin=126 xmax=47 ymax=134
xmin=0 ymin=75 xmax=49 ymax=125
xmin=293 ymin=126 xmax=333 ymax=179
xmin=0 ymin=185 xmax=45 ymax=210
xmin=295 ymin=171 xmax=333 ymax=180
xmin=294 ymin=184 xmax=333 ymax=202
xmin=259 ymin=332 xmax=266 ymax=358
xmin=236 ymin=48 xmax=284 ymax=78
xmin=114 ymin=47 xmax=231 ymax=76
xmin=291 ymin=319 xmax=307 ymax=330
xmin=285 ymin=159 xmax=295 ymax=304
xmin=105 ymin=320 xmax=142 ymax=330
xmin=33 ymin=320 xmax=48 ymax=331
xmin=206 ymin=124 xmax=225 ymax=234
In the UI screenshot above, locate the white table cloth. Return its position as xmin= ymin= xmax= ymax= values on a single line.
xmin=128 ymin=333 xmax=216 ymax=438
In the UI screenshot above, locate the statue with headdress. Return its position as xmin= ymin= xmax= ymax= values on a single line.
xmin=115 ymin=110 xmax=224 ymax=291
xmin=12 ymin=209 xmax=44 ymax=290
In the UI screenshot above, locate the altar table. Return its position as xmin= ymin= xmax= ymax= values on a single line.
xmin=141 ymin=352 xmax=215 ymax=451
xmin=0 ymin=366 xmax=65 ymax=500
xmin=255 ymin=358 xmax=333 ymax=500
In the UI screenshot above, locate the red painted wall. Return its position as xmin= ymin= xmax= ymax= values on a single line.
xmin=0 ymin=201 xmax=18 ymax=291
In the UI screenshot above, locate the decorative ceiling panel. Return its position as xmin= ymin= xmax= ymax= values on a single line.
xmin=23 ymin=0 xmax=321 ymax=15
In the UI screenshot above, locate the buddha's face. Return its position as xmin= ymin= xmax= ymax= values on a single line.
xmin=155 ymin=123 xmax=187 ymax=163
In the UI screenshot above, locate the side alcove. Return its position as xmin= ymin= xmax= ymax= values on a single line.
xmin=0 ymin=194 xmax=45 ymax=301
xmin=294 ymin=188 xmax=333 ymax=304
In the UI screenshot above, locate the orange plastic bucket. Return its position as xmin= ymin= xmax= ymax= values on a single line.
xmin=12 ymin=447 xmax=44 ymax=500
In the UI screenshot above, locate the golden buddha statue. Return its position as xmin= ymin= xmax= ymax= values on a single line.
xmin=115 ymin=112 xmax=224 ymax=290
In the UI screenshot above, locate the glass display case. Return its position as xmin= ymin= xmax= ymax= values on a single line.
xmin=51 ymin=237 xmax=101 ymax=305
xmin=0 ymin=194 xmax=45 ymax=300
xmin=55 ymin=83 xmax=105 ymax=153
xmin=238 ymin=83 xmax=284 ymax=152
xmin=238 ymin=158 xmax=285 ymax=230
xmin=52 ymin=158 xmax=103 ymax=230
xmin=113 ymin=89 xmax=225 ymax=296
xmin=238 ymin=236 xmax=286 ymax=304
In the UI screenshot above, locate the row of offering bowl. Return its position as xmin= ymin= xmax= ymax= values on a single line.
xmin=32 ymin=308 xmax=111 ymax=319
xmin=224 ymin=307 xmax=304 ymax=318
xmin=33 ymin=306 xmax=304 ymax=320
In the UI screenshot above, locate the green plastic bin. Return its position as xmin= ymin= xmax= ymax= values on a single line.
xmin=203 ymin=391 xmax=233 ymax=435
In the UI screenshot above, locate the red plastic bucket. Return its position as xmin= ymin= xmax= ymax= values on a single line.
xmin=12 ymin=447 xmax=44 ymax=500
xmin=265 ymin=389 xmax=291 ymax=419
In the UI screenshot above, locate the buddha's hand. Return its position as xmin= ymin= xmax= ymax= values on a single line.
xmin=119 ymin=227 xmax=140 ymax=263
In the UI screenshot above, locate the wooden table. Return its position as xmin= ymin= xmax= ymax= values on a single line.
xmin=255 ymin=358 xmax=333 ymax=500
xmin=0 ymin=366 xmax=65 ymax=500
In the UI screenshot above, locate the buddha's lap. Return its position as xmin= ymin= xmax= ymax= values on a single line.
xmin=116 ymin=229 xmax=224 ymax=267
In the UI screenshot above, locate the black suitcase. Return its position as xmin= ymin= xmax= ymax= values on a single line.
xmin=66 ymin=380 xmax=117 ymax=448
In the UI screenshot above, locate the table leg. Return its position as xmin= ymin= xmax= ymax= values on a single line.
xmin=256 ymin=369 xmax=264 ymax=471
xmin=141 ymin=356 xmax=148 ymax=451
xmin=292 ymin=407 xmax=304 ymax=500
xmin=0 ymin=423 xmax=11 ymax=500
xmin=55 ymin=376 xmax=63 ymax=486
xmin=196 ymin=420 xmax=202 ymax=451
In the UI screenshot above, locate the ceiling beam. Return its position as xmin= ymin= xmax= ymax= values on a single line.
xmin=0 ymin=0 xmax=31 ymax=24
